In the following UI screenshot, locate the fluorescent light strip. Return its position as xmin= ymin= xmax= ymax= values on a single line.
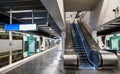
xmin=7 ymin=10 xmax=47 ymax=13
xmin=19 ymin=17 xmax=46 ymax=20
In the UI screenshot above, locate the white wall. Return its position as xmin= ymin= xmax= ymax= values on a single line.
xmin=0 ymin=39 xmax=22 ymax=52
xmin=81 ymin=0 xmax=120 ymax=34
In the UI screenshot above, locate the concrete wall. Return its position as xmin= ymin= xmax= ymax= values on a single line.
xmin=81 ymin=0 xmax=120 ymax=34
xmin=57 ymin=0 xmax=65 ymax=24
xmin=65 ymin=12 xmax=77 ymax=23
xmin=41 ymin=0 xmax=65 ymax=31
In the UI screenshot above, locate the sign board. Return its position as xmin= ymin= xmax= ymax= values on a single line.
xmin=5 ymin=24 xmax=37 ymax=31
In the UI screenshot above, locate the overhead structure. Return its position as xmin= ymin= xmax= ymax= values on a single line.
xmin=64 ymin=0 xmax=98 ymax=11
xmin=41 ymin=0 xmax=65 ymax=31
xmin=0 ymin=0 xmax=61 ymax=37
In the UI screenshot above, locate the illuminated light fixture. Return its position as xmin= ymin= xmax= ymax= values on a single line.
xmin=7 ymin=10 xmax=33 ymax=13
xmin=7 ymin=10 xmax=47 ymax=13
xmin=100 ymin=27 xmax=104 ymax=30
xmin=49 ymin=28 xmax=52 ymax=30
xmin=19 ymin=17 xmax=46 ymax=20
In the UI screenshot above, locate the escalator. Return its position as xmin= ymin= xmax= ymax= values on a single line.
xmin=70 ymin=22 xmax=118 ymax=69
xmin=64 ymin=21 xmax=118 ymax=69
xmin=71 ymin=24 xmax=92 ymax=68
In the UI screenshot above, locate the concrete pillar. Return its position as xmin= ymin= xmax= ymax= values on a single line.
xmin=60 ymin=31 xmax=66 ymax=56
xmin=9 ymin=31 xmax=12 ymax=64
xmin=92 ymin=30 xmax=97 ymax=42
xmin=9 ymin=9 xmax=13 ymax=64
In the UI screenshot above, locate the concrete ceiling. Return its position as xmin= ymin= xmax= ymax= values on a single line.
xmin=0 ymin=0 xmax=61 ymax=37
xmin=41 ymin=0 xmax=65 ymax=31
xmin=64 ymin=0 xmax=98 ymax=12
xmin=0 ymin=0 xmax=100 ymax=37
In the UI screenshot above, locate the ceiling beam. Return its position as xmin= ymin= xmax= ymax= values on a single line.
xmin=41 ymin=0 xmax=65 ymax=32
xmin=0 ymin=12 xmax=23 ymax=24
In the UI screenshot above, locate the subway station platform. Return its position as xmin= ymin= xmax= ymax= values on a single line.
xmin=0 ymin=0 xmax=120 ymax=74
xmin=0 ymin=45 xmax=63 ymax=74
xmin=0 ymin=45 xmax=120 ymax=74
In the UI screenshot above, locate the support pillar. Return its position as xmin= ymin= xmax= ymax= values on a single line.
xmin=9 ymin=9 xmax=13 ymax=64
xmin=60 ymin=31 xmax=66 ymax=56
xmin=92 ymin=30 xmax=97 ymax=42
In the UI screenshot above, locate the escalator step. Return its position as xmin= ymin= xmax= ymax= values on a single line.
xmin=76 ymin=52 xmax=85 ymax=53
xmin=80 ymin=58 xmax=88 ymax=60
xmin=79 ymin=55 xmax=87 ymax=57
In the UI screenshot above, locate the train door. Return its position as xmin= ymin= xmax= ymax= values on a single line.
xmin=24 ymin=41 xmax=29 ymax=57
xmin=118 ymin=36 xmax=120 ymax=52
xmin=109 ymin=34 xmax=119 ymax=51
xmin=45 ymin=38 xmax=49 ymax=49
xmin=36 ymin=37 xmax=40 ymax=53
xmin=27 ymin=36 xmax=36 ymax=55
xmin=24 ymin=34 xmax=39 ymax=57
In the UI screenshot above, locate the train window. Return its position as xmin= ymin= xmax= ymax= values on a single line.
xmin=40 ymin=37 xmax=43 ymax=45
xmin=35 ymin=41 xmax=39 ymax=49
xmin=108 ymin=40 xmax=110 ymax=47
xmin=12 ymin=32 xmax=23 ymax=40
xmin=25 ymin=41 xmax=29 ymax=51
xmin=0 ymin=51 xmax=9 ymax=68
xmin=12 ymin=50 xmax=23 ymax=63
xmin=0 ymin=31 xmax=9 ymax=39
xmin=102 ymin=36 xmax=105 ymax=45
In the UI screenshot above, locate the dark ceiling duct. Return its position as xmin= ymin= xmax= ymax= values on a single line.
xmin=97 ymin=26 xmax=120 ymax=35
xmin=0 ymin=13 xmax=23 ymax=24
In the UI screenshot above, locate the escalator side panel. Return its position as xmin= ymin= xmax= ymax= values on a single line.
xmin=64 ymin=22 xmax=79 ymax=69
xmin=77 ymin=22 xmax=100 ymax=51
xmin=77 ymin=21 xmax=118 ymax=69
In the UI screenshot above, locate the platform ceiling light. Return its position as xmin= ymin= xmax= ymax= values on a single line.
xmin=41 ymin=27 xmax=50 ymax=29
xmin=19 ymin=17 xmax=46 ymax=20
xmin=0 ymin=30 xmax=5 ymax=33
xmin=49 ymin=28 xmax=52 ymax=30
xmin=100 ymin=27 xmax=104 ymax=30
xmin=110 ymin=22 xmax=120 ymax=25
xmin=7 ymin=10 xmax=32 ymax=13
xmin=7 ymin=10 xmax=47 ymax=13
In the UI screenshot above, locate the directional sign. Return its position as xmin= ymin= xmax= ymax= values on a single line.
xmin=5 ymin=24 xmax=37 ymax=31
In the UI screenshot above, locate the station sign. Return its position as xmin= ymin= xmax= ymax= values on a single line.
xmin=5 ymin=24 xmax=37 ymax=31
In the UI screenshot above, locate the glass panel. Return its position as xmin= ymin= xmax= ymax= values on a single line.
xmin=12 ymin=50 xmax=23 ymax=63
xmin=0 ymin=51 xmax=9 ymax=68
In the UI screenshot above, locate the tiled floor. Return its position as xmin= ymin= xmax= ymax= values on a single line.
xmin=6 ymin=45 xmax=64 ymax=74
xmin=6 ymin=45 xmax=120 ymax=74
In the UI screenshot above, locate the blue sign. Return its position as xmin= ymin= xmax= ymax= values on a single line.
xmin=5 ymin=24 xmax=19 ymax=31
